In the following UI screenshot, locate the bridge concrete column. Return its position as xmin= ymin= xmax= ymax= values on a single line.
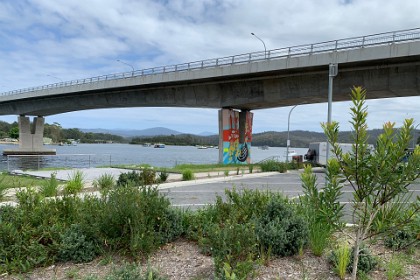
xmin=218 ymin=109 xmax=253 ymax=164
xmin=2 ymin=116 xmax=56 ymax=155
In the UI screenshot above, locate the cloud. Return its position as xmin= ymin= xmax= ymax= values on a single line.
xmin=0 ymin=0 xmax=419 ymax=134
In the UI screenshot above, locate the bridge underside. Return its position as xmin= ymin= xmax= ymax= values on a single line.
xmin=0 ymin=57 xmax=419 ymax=116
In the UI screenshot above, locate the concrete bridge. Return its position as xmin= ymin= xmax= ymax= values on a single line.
xmin=1 ymin=28 xmax=420 ymax=162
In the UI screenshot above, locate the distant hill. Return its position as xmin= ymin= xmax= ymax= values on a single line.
xmin=81 ymin=127 xmax=184 ymax=137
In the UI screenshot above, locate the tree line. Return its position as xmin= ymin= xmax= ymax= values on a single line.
xmin=0 ymin=121 xmax=127 ymax=144
xmin=1 ymin=120 xmax=419 ymax=147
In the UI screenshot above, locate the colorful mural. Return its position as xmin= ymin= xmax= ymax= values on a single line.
xmin=221 ymin=109 xmax=253 ymax=164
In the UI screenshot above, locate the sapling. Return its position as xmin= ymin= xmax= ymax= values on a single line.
xmin=322 ymin=86 xmax=420 ymax=279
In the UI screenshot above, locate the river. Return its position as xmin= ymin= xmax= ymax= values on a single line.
xmin=0 ymin=143 xmax=309 ymax=172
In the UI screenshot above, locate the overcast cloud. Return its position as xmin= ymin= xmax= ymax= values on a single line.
xmin=1 ymin=0 xmax=419 ymax=134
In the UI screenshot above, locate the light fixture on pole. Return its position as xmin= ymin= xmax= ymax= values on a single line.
xmin=286 ymin=103 xmax=305 ymax=164
xmin=46 ymin=74 xmax=63 ymax=83
xmin=251 ymin=32 xmax=267 ymax=59
xmin=117 ymin=59 xmax=135 ymax=76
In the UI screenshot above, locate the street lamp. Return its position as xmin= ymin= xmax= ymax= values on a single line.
xmin=117 ymin=59 xmax=135 ymax=75
xmin=251 ymin=32 xmax=267 ymax=59
xmin=325 ymin=63 xmax=338 ymax=165
xmin=286 ymin=103 xmax=304 ymax=163
xmin=46 ymin=74 xmax=63 ymax=83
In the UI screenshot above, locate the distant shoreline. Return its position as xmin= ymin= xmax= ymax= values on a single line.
xmin=0 ymin=141 xmax=18 ymax=145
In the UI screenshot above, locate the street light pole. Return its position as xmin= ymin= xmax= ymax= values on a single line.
xmin=46 ymin=74 xmax=63 ymax=83
xmin=117 ymin=59 xmax=135 ymax=76
xmin=251 ymin=32 xmax=267 ymax=59
xmin=325 ymin=63 xmax=338 ymax=165
xmin=286 ymin=104 xmax=300 ymax=164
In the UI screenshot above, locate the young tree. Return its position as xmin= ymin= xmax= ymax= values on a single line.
xmin=322 ymin=86 xmax=420 ymax=279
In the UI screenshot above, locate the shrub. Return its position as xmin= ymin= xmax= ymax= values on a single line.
xmin=140 ymin=168 xmax=156 ymax=185
xmin=58 ymin=223 xmax=99 ymax=263
xmin=158 ymin=169 xmax=169 ymax=182
xmin=209 ymin=222 xmax=257 ymax=279
xmin=385 ymin=254 xmax=406 ymax=280
xmin=259 ymin=159 xmax=279 ymax=172
xmin=64 ymin=170 xmax=84 ymax=195
xmin=337 ymin=245 xmax=377 ymax=275
xmin=98 ymin=186 xmax=181 ymax=256
xmin=104 ymin=263 xmax=167 ymax=280
xmin=248 ymin=164 xmax=254 ymax=173
xmin=39 ymin=172 xmax=59 ymax=197
xmin=93 ymin=173 xmax=115 ymax=190
xmin=182 ymin=169 xmax=194 ymax=181
xmin=255 ymin=196 xmax=308 ymax=257
xmin=384 ymin=230 xmax=416 ymax=250
xmin=331 ymin=242 xmax=351 ymax=280
xmin=116 ymin=170 xmax=141 ymax=187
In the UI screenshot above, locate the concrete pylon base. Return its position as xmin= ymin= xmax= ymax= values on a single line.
xmin=2 ymin=116 xmax=56 ymax=156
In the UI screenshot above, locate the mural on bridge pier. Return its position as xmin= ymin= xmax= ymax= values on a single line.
xmin=221 ymin=109 xmax=253 ymax=164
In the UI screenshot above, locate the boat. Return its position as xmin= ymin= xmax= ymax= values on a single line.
xmin=197 ymin=146 xmax=208 ymax=149
xmin=259 ymin=145 xmax=269 ymax=150
xmin=286 ymin=149 xmax=297 ymax=156
xmin=143 ymin=143 xmax=152 ymax=147
xmin=154 ymin=143 xmax=165 ymax=148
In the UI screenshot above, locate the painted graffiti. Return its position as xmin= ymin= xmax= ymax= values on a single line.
xmin=221 ymin=109 xmax=253 ymax=164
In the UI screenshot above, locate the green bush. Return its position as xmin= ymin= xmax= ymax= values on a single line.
xmin=116 ymin=171 xmax=142 ymax=187
xmin=255 ymin=196 xmax=308 ymax=257
xmin=158 ymin=169 xmax=169 ymax=183
xmin=58 ymin=223 xmax=99 ymax=263
xmin=182 ymin=169 xmax=194 ymax=181
xmin=384 ymin=230 xmax=416 ymax=250
xmin=140 ymin=168 xmax=156 ymax=185
xmin=39 ymin=172 xmax=59 ymax=197
xmin=259 ymin=159 xmax=280 ymax=172
xmin=330 ymin=245 xmax=378 ymax=275
xmin=64 ymin=170 xmax=84 ymax=195
xmin=97 ymin=186 xmax=181 ymax=256
xmin=209 ymin=222 xmax=257 ymax=279
xmin=93 ymin=173 xmax=115 ymax=190
xmin=104 ymin=262 xmax=167 ymax=280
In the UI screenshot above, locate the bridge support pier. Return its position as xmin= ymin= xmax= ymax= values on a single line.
xmin=218 ymin=109 xmax=253 ymax=164
xmin=2 ymin=116 xmax=56 ymax=155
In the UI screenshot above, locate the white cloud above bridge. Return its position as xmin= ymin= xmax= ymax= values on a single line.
xmin=0 ymin=0 xmax=419 ymax=134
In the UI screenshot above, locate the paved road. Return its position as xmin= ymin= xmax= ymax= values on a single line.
xmin=160 ymin=170 xmax=323 ymax=209
xmin=15 ymin=168 xmax=420 ymax=216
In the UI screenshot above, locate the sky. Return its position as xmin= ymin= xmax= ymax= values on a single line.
xmin=0 ymin=0 xmax=419 ymax=134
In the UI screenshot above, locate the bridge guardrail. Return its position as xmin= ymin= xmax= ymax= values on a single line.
xmin=1 ymin=27 xmax=420 ymax=97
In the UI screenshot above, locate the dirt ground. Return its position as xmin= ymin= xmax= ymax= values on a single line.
xmin=1 ymin=239 xmax=419 ymax=280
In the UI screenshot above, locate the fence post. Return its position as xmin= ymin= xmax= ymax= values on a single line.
xmin=89 ymin=155 xmax=91 ymax=168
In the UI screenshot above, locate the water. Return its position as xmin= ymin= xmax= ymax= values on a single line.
xmin=0 ymin=143 xmax=308 ymax=171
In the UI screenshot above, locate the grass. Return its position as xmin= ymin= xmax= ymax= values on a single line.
xmin=113 ymin=163 xmax=256 ymax=174
xmin=385 ymin=254 xmax=407 ymax=280
xmin=0 ymin=172 xmax=49 ymax=189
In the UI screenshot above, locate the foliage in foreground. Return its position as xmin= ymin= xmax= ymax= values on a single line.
xmin=0 ymin=185 xmax=182 ymax=274
xmin=322 ymin=86 xmax=420 ymax=279
xmin=184 ymin=188 xmax=307 ymax=279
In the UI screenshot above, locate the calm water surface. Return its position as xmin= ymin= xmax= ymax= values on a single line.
xmin=0 ymin=143 xmax=308 ymax=171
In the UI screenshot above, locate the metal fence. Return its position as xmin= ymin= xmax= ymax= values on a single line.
xmin=5 ymin=154 xmax=112 ymax=172
xmin=1 ymin=27 xmax=420 ymax=97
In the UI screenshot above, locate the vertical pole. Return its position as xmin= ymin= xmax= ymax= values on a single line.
xmin=286 ymin=105 xmax=299 ymax=164
xmin=326 ymin=63 xmax=338 ymax=167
